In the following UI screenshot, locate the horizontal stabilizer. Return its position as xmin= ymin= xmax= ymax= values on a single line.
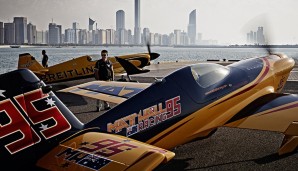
xmin=37 ymin=131 xmax=175 ymax=170
xmin=224 ymin=93 xmax=298 ymax=155
xmin=32 ymin=68 xmax=49 ymax=75
xmin=115 ymin=57 xmax=150 ymax=76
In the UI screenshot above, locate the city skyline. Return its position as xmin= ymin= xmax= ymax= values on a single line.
xmin=0 ymin=0 xmax=298 ymax=44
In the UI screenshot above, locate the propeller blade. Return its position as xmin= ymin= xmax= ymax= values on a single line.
xmin=264 ymin=44 xmax=273 ymax=55
xmin=147 ymin=42 xmax=151 ymax=54
xmin=146 ymin=42 xmax=160 ymax=60
xmin=241 ymin=13 xmax=274 ymax=56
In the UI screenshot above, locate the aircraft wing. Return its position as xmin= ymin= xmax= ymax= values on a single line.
xmin=58 ymin=81 xmax=151 ymax=104
xmin=224 ymin=93 xmax=298 ymax=155
xmin=37 ymin=129 xmax=175 ymax=170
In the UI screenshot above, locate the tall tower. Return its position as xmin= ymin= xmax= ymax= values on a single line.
xmin=116 ymin=10 xmax=126 ymax=44
xmin=143 ymin=27 xmax=150 ymax=43
xmin=0 ymin=22 xmax=4 ymax=44
xmin=116 ymin=10 xmax=125 ymax=30
xmin=174 ymin=29 xmax=181 ymax=45
xmin=27 ymin=23 xmax=36 ymax=44
xmin=89 ymin=18 xmax=95 ymax=31
xmin=187 ymin=10 xmax=196 ymax=45
xmin=134 ymin=0 xmax=141 ymax=44
xmin=14 ymin=17 xmax=27 ymax=44
xmin=4 ymin=23 xmax=15 ymax=44
xmin=73 ymin=22 xmax=79 ymax=44
xmin=49 ymin=23 xmax=60 ymax=45
xmin=257 ymin=26 xmax=265 ymax=45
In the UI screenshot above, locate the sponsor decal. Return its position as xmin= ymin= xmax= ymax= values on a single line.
xmin=56 ymin=139 xmax=139 ymax=170
xmin=57 ymin=148 xmax=111 ymax=170
xmin=40 ymin=66 xmax=94 ymax=82
xmin=107 ymin=96 xmax=181 ymax=136
xmin=205 ymin=84 xmax=229 ymax=95
xmin=277 ymin=75 xmax=286 ymax=91
xmin=20 ymin=61 xmax=35 ymax=68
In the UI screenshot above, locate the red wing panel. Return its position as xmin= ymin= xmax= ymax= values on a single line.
xmin=37 ymin=132 xmax=174 ymax=170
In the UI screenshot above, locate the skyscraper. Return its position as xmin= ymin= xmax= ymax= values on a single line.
xmin=73 ymin=22 xmax=79 ymax=44
xmin=89 ymin=18 xmax=95 ymax=31
xmin=0 ymin=22 xmax=3 ymax=44
xmin=98 ymin=29 xmax=107 ymax=44
xmin=57 ymin=25 xmax=63 ymax=44
xmin=78 ymin=29 xmax=88 ymax=44
xmin=116 ymin=10 xmax=125 ymax=30
xmin=134 ymin=0 xmax=141 ymax=44
xmin=14 ymin=17 xmax=27 ymax=44
xmin=36 ymin=30 xmax=46 ymax=44
xmin=257 ymin=27 xmax=265 ymax=45
xmin=4 ymin=23 xmax=15 ymax=44
xmin=49 ymin=23 xmax=60 ymax=45
xmin=187 ymin=10 xmax=196 ymax=45
xmin=27 ymin=23 xmax=36 ymax=44
xmin=127 ymin=29 xmax=133 ymax=44
xmin=246 ymin=27 xmax=265 ymax=44
xmin=65 ymin=29 xmax=76 ymax=44
xmin=174 ymin=29 xmax=181 ymax=45
xmin=116 ymin=10 xmax=126 ymax=44
xmin=106 ymin=29 xmax=115 ymax=44
xmin=143 ymin=28 xmax=150 ymax=43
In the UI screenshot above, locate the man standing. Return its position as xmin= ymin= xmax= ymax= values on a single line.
xmin=94 ymin=49 xmax=114 ymax=111
xmin=42 ymin=50 xmax=48 ymax=67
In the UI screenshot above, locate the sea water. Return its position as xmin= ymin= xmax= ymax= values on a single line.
xmin=1 ymin=46 xmax=298 ymax=75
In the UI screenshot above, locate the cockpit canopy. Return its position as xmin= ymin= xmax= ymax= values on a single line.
xmin=190 ymin=63 xmax=230 ymax=88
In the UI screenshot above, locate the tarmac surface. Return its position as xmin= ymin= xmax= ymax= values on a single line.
xmin=53 ymin=61 xmax=298 ymax=171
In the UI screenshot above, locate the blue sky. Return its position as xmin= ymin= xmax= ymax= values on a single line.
xmin=0 ymin=0 xmax=297 ymax=44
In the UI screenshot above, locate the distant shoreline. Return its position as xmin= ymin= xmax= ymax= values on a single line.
xmin=1 ymin=44 xmax=298 ymax=48
xmin=173 ymin=45 xmax=298 ymax=48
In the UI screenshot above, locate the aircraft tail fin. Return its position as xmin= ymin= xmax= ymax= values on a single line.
xmin=18 ymin=53 xmax=48 ymax=74
xmin=115 ymin=56 xmax=150 ymax=76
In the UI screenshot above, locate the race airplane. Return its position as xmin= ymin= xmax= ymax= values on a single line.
xmin=17 ymin=49 xmax=159 ymax=84
xmin=1 ymin=51 xmax=298 ymax=170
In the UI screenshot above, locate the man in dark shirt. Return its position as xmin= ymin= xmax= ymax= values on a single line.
xmin=42 ymin=50 xmax=48 ymax=67
xmin=94 ymin=50 xmax=114 ymax=111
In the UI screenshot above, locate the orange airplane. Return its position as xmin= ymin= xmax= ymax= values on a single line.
xmin=17 ymin=51 xmax=159 ymax=84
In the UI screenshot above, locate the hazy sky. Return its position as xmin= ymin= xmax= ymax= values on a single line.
xmin=0 ymin=0 xmax=298 ymax=44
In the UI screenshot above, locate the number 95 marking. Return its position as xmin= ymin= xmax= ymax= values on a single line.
xmin=0 ymin=89 xmax=71 ymax=154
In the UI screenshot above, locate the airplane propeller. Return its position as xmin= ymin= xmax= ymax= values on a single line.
xmin=147 ymin=42 xmax=160 ymax=61
xmin=264 ymin=44 xmax=273 ymax=55
xmin=263 ymin=24 xmax=275 ymax=56
xmin=241 ymin=13 xmax=275 ymax=56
